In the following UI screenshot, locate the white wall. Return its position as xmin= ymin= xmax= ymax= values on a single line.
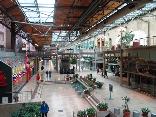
xmin=105 ymin=9 xmax=156 ymax=47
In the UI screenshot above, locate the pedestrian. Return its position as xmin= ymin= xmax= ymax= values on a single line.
xmin=36 ymin=73 xmax=40 ymax=85
xmin=104 ymin=69 xmax=108 ymax=78
xmin=14 ymin=95 xmax=19 ymax=102
xmin=49 ymin=71 xmax=51 ymax=78
xmin=101 ymin=68 xmax=104 ymax=77
xmin=41 ymin=66 xmax=44 ymax=70
xmin=73 ymin=66 xmax=75 ymax=73
xmin=40 ymin=101 xmax=49 ymax=117
xmin=81 ymin=66 xmax=84 ymax=71
xmin=97 ymin=68 xmax=99 ymax=73
xmin=46 ymin=71 xmax=48 ymax=78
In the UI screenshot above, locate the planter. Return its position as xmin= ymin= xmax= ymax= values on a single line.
xmin=99 ymin=109 xmax=107 ymax=111
xmin=142 ymin=113 xmax=148 ymax=117
xmin=123 ymin=111 xmax=130 ymax=117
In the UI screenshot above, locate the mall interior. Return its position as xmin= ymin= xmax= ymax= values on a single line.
xmin=0 ymin=0 xmax=156 ymax=117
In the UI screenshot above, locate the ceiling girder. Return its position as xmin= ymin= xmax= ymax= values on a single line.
xmin=0 ymin=3 xmax=33 ymax=44
xmin=75 ymin=0 xmax=152 ymax=43
xmin=6 ymin=4 xmax=18 ymax=13
xmin=68 ymin=0 xmax=103 ymax=35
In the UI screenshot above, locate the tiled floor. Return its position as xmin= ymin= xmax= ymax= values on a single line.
xmin=33 ymin=61 xmax=91 ymax=117
xmin=40 ymin=82 xmax=90 ymax=117
xmin=78 ymin=71 xmax=156 ymax=113
xmin=21 ymin=61 xmax=156 ymax=116
xmin=18 ymin=75 xmax=37 ymax=102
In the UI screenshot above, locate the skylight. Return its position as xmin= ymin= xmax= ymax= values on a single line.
xmin=105 ymin=2 xmax=156 ymax=31
xmin=17 ymin=0 xmax=55 ymax=23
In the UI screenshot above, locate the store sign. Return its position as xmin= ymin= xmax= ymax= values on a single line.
xmin=42 ymin=56 xmax=51 ymax=60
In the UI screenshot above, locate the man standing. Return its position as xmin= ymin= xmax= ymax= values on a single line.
xmin=40 ymin=101 xmax=49 ymax=117
xmin=49 ymin=71 xmax=52 ymax=78
xmin=104 ymin=69 xmax=108 ymax=78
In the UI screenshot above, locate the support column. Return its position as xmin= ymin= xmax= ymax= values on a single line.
xmin=11 ymin=22 xmax=16 ymax=51
xmin=120 ymin=31 xmax=123 ymax=85
xmin=147 ymin=21 xmax=150 ymax=46
xmin=79 ymin=53 xmax=81 ymax=72
xmin=103 ymin=51 xmax=105 ymax=74
xmin=94 ymin=48 xmax=97 ymax=71
xmin=56 ymin=55 xmax=58 ymax=73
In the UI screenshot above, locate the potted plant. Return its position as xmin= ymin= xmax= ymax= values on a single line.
xmin=122 ymin=96 xmax=130 ymax=117
xmin=86 ymin=107 xmax=96 ymax=117
xmin=95 ymin=81 xmax=103 ymax=89
xmin=97 ymin=102 xmax=108 ymax=111
xmin=77 ymin=110 xmax=86 ymax=117
xmin=83 ymin=89 xmax=90 ymax=95
xmin=92 ymin=78 xmax=96 ymax=83
xmin=141 ymin=107 xmax=150 ymax=117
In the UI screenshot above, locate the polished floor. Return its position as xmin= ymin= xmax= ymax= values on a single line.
xmin=20 ymin=61 xmax=156 ymax=116
xmin=78 ymin=71 xmax=156 ymax=113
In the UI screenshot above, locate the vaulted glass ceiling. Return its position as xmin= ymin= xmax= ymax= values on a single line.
xmin=88 ymin=2 xmax=156 ymax=39
xmin=17 ymin=0 xmax=55 ymax=23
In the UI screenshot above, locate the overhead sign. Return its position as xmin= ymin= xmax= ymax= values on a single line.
xmin=42 ymin=56 xmax=51 ymax=60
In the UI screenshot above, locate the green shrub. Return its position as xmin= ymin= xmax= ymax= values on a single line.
xmin=96 ymin=81 xmax=103 ymax=88
xmin=86 ymin=107 xmax=96 ymax=116
xmin=141 ymin=107 xmax=150 ymax=113
xmin=97 ymin=102 xmax=108 ymax=110
xmin=11 ymin=103 xmax=41 ymax=117
xmin=77 ymin=110 xmax=86 ymax=117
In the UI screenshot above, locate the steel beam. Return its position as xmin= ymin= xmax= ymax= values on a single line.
xmin=6 ymin=4 xmax=18 ymax=13
xmin=21 ymin=5 xmax=87 ymax=10
xmin=74 ymin=0 xmax=152 ymax=43
xmin=11 ymin=22 xmax=16 ymax=50
xmin=69 ymin=0 xmax=103 ymax=34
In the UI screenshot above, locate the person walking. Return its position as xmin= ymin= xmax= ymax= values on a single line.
xmin=36 ymin=73 xmax=40 ymax=85
xmin=40 ymin=101 xmax=49 ymax=117
xmin=101 ymin=68 xmax=104 ymax=77
xmin=46 ymin=71 xmax=48 ymax=78
xmin=97 ymin=68 xmax=99 ymax=73
xmin=49 ymin=71 xmax=52 ymax=78
xmin=104 ymin=69 xmax=108 ymax=78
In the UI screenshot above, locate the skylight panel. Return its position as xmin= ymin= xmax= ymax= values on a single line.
xmin=25 ymin=12 xmax=39 ymax=18
xmin=17 ymin=0 xmax=55 ymax=23
xmin=18 ymin=0 xmax=34 ymax=4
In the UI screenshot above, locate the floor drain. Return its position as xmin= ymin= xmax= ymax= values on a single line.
xmin=58 ymin=110 xmax=63 ymax=112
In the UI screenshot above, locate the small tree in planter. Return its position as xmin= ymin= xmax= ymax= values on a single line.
xmin=83 ymin=89 xmax=90 ymax=95
xmin=97 ymin=102 xmax=108 ymax=111
xmin=122 ymin=96 xmax=130 ymax=117
xmin=141 ymin=107 xmax=150 ymax=117
xmin=77 ymin=110 xmax=86 ymax=117
xmin=86 ymin=107 xmax=96 ymax=117
xmin=95 ymin=81 xmax=103 ymax=89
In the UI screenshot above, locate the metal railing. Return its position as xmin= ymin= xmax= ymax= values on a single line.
xmin=0 ymin=47 xmax=14 ymax=52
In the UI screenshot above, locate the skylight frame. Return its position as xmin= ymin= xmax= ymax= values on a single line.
xmin=17 ymin=0 xmax=55 ymax=23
